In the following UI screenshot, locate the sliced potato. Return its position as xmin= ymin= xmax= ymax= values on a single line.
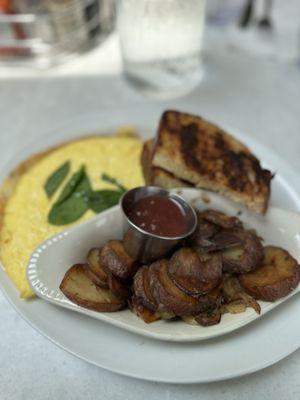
xmin=221 ymin=231 xmax=264 ymax=274
xmin=101 ymin=240 xmax=139 ymax=280
xmin=239 ymin=246 xmax=300 ymax=301
xmin=195 ymin=310 xmax=222 ymax=326
xmin=182 ymin=310 xmax=221 ymax=327
xmin=168 ymin=248 xmax=222 ymax=296
xmin=201 ymin=210 xmax=242 ymax=229
xmin=150 ymin=260 xmax=214 ymax=317
xmin=222 ymin=275 xmax=261 ymax=314
xmin=86 ymin=248 xmax=108 ymax=285
xmin=129 ymin=296 xmax=175 ymax=323
xmin=85 ymin=268 xmax=108 ymax=289
xmin=133 ymin=266 xmax=157 ymax=311
xmin=188 ymin=212 xmax=218 ymax=249
xmin=107 ymin=273 xmax=131 ymax=300
xmin=129 ymin=296 xmax=161 ymax=324
xmin=60 ymin=264 xmax=125 ymax=312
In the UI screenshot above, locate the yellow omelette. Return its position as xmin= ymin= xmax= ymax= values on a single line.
xmin=0 ymin=134 xmax=144 ymax=298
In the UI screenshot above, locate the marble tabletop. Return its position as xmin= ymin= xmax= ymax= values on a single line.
xmin=1 ymin=29 xmax=300 ymax=400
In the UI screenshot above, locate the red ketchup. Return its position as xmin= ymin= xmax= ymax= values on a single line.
xmin=127 ymin=195 xmax=188 ymax=237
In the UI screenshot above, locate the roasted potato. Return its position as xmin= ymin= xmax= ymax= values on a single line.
xmin=182 ymin=311 xmax=221 ymax=326
xmin=86 ymin=248 xmax=108 ymax=288
xmin=195 ymin=310 xmax=222 ymax=326
xmin=133 ymin=266 xmax=157 ymax=311
xmin=168 ymin=248 xmax=222 ymax=296
xmin=100 ymin=240 xmax=139 ymax=280
xmin=107 ymin=274 xmax=131 ymax=300
xmin=221 ymin=230 xmax=264 ymax=274
xmin=189 ymin=211 xmax=243 ymax=252
xmin=188 ymin=212 xmax=218 ymax=250
xmin=129 ymin=296 xmax=161 ymax=323
xmin=222 ymin=275 xmax=261 ymax=314
xmin=239 ymin=246 xmax=300 ymax=301
xmin=85 ymin=268 xmax=108 ymax=289
xmin=201 ymin=210 xmax=242 ymax=229
xmin=129 ymin=296 xmax=174 ymax=323
xmin=60 ymin=264 xmax=125 ymax=312
xmin=150 ymin=260 xmax=215 ymax=316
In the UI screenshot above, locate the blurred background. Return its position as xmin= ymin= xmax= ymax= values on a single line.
xmin=0 ymin=0 xmax=299 ymax=98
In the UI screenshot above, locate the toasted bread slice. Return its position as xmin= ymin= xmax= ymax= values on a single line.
xmin=152 ymin=111 xmax=272 ymax=213
xmin=60 ymin=264 xmax=125 ymax=312
xmin=141 ymin=139 xmax=191 ymax=188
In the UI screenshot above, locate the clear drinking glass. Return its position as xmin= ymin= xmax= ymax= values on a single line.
xmin=117 ymin=0 xmax=206 ymax=99
xmin=0 ymin=0 xmax=115 ymax=67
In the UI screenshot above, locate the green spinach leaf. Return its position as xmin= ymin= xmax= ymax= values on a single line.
xmin=44 ymin=161 xmax=70 ymax=198
xmin=87 ymin=190 xmax=123 ymax=213
xmin=48 ymin=195 xmax=89 ymax=225
xmin=101 ymin=173 xmax=126 ymax=192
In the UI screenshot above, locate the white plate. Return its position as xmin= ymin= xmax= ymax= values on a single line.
xmin=1 ymin=106 xmax=300 ymax=383
xmin=26 ymin=189 xmax=300 ymax=342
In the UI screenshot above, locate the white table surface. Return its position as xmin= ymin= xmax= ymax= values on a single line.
xmin=1 ymin=30 xmax=300 ymax=400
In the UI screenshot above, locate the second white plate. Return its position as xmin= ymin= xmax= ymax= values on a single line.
xmin=27 ymin=188 xmax=300 ymax=342
xmin=1 ymin=105 xmax=300 ymax=382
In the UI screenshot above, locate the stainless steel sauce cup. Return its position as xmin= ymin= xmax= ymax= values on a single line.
xmin=120 ymin=186 xmax=197 ymax=263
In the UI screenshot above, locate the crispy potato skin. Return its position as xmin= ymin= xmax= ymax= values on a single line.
xmin=85 ymin=267 xmax=109 ymax=289
xmin=133 ymin=266 xmax=157 ymax=311
xmin=239 ymin=246 xmax=300 ymax=301
xmin=129 ymin=296 xmax=161 ymax=324
xmin=201 ymin=210 xmax=242 ymax=229
xmin=222 ymin=230 xmax=264 ymax=274
xmin=107 ymin=274 xmax=131 ymax=300
xmin=222 ymin=275 xmax=261 ymax=314
xmin=194 ymin=311 xmax=221 ymax=326
xmin=86 ymin=248 xmax=108 ymax=283
xmin=151 ymin=260 xmax=214 ymax=316
xmin=101 ymin=240 xmax=139 ymax=280
xmin=168 ymin=248 xmax=222 ymax=296
xmin=60 ymin=264 xmax=125 ymax=312
xmin=188 ymin=211 xmax=243 ymax=252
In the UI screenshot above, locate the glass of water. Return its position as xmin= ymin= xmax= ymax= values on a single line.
xmin=117 ymin=0 xmax=206 ymax=99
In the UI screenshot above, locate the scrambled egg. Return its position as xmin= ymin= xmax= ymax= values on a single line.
xmin=0 ymin=136 xmax=144 ymax=298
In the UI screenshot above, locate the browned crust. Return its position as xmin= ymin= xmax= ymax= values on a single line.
xmin=152 ymin=110 xmax=273 ymax=214
xmin=59 ymin=264 xmax=125 ymax=312
xmin=85 ymin=267 xmax=109 ymax=289
xmin=168 ymin=248 xmax=222 ymax=296
xmin=150 ymin=260 xmax=214 ymax=317
xmin=100 ymin=240 xmax=139 ymax=281
xmin=222 ymin=230 xmax=264 ymax=274
xmin=129 ymin=296 xmax=161 ymax=323
xmin=239 ymin=246 xmax=300 ymax=301
xmin=107 ymin=273 xmax=131 ymax=300
xmin=141 ymin=139 xmax=192 ymax=188
xmin=86 ymin=248 xmax=109 ymax=284
xmin=132 ymin=266 xmax=157 ymax=311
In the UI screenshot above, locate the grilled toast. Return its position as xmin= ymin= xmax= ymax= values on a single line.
xmin=141 ymin=139 xmax=191 ymax=189
xmin=152 ymin=111 xmax=272 ymax=213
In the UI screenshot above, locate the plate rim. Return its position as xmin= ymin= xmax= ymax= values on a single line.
xmin=1 ymin=273 xmax=300 ymax=384
xmin=1 ymin=107 xmax=300 ymax=383
xmin=26 ymin=200 xmax=300 ymax=343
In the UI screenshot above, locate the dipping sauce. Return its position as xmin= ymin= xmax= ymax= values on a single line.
xmin=127 ymin=195 xmax=188 ymax=237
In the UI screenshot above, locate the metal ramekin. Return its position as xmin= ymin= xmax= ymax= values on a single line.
xmin=120 ymin=186 xmax=197 ymax=263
